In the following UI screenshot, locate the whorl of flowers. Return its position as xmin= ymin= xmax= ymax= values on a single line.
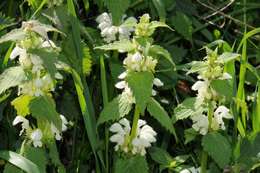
xmin=2 ymin=20 xmax=69 ymax=147
xmin=189 ymin=48 xmax=233 ymax=135
xmin=109 ymin=118 xmax=156 ymax=156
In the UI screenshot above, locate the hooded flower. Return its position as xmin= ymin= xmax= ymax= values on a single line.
xmin=131 ymin=119 xmax=157 ymax=155
xmin=30 ymin=129 xmax=43 ymax=147
xmin=191 ymin=114 xmax=209 ymax=135
xmin=109 ymin=118 xmax=131 ymax=152
xmin=211 ymin=105 xmax=232 ymax=130
xmin=12 ymin=116 xmax=29 ymax=136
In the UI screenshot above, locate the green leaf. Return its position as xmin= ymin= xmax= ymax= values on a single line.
xmin=211 ymin=79 xmax=233 ymax=99
xmin=170 ymin=11 xmax=192 ymax=40
xmin=29 ymin=95 xmax=62 ymax=130
xmin=149 ymin=21 xmax=172 ymax=30
xmin=217 ymin=52 xmax=240 ymax=63
xmin=126 ymin=71 xmax=153 ymax=114
xmin=149 ymin=147 xmax=173 ymax=165
xmin=0 ymin=29 xmax=26 ymax=44
xmin=202 ymin=132 xmax=231 ymax=168
xmin=97 ymin=95 xmax=132 ymax=125
xmin=46 ymin=141 xmax=65 ymax=172
xmin=0 ymin=150 xmax=41 ymax=173
xmin=23 ymin=146 xmax=47 ymax=173
xmin=152 ymin=0 xmax=166 ymax=22
xmin=174 ymin=97 xmax=197 ymax=120
xmin=104 ymin=0 xmax=130 ymax=25
xmin=187 ymin=61 xmax=207 ymax=74
xmin=184 ymin=128 xmax=197 ymax=144
xmin=115 ymin=155 xmax=148 ymax=173
xmin=95 ymin=39 xmax=135 ymax=53
xmin=11 ymin=95 xmax=33 ymax=116
xmin=149 ymin=45 xmax=175 ymax=68
xmin=28 ymin=49 xmax=59 ymax=78
xmin=147 ymin=98 xmax=177 ymax=139
xmin=0 ymin=66 xmax=27 ymax=94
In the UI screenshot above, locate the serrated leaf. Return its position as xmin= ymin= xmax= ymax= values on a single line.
xmin=217 ymin=52 xmax=240 ymax=63
xmin=147 ymin=98 xmax=177 ymax=139
xmin=115 ymin=155 xmax=148 ymax=173
xmin=0 ymin=29 xmax=26 ymax=44
xmin=149 ymin=45 xmax=175 ymax=68
xmin=211 ymin=79 xmax=233 ymax=99
xmin=174 ymin=97 xmax=197 ymax=120
xmin=126 ymin=71 xmax=153 ymax=114
xmin=95 ymin=39 xmax=135 ymax=52
xmin=97 ymin=95 xmax=132 ymax=125
xmin=11 ymin=95 xmax=33 ymax=116
xmin=28 ymin=49 xmax=58 ymax=78
xmin=23 ymin=146 xmax=47 ymax=173
xmin=0 ymin=150 xmax=41 ymax=173
xmin=29 ymin=95 xmax=62 ymax=130
xmin=170 ymin=11 xmax=192 ymax=40
xmin=0 ymin=66 xmax=27 ymax=94
xmin=184 ymin=128 xmax=197 ymax=144
xmin=187 ymin=61 xmax=207 ymax=74
xmin=104 ymin=0 xmax=130 ymax=25
xmin=150 ymin=21 xmax=171 ymax=30
xmin=149 ymin=147 xmax=173 ymax=165
xmin=120 ymin=17 xmax=137 ymax=28
xmin=202 ymin=132 xmax=231 ymax=168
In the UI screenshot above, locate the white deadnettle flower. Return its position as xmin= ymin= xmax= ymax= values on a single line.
xmin=30 ymin=129 xmax=43 ymax=147
xmin=51 ymin=114 xmax=68 ymax=140
xmin=10 ymin=46 xmax=32 ymax=68
xmin=123 ymin=52 xmax=143 ymax=71
xmin=153 ymin=78 xmax=164 ymax=87
xmin=191 ymin=80 xmax=211 ymax=108
xmin=142 ymin=56 xmax=158 ymax=72
xmin=191 ymin=114 xmax=209 ymax=135
xmin=96 ymin=13 xmax=136 ymax=43
xmin=12 ymin=116 xmax=29 ymax=136
xmin=219 ymin=72 xmax=232 ymax=80
xmin=30 ymin=54 xmax=44 ymax=73
xmin=160 ymin=98 xmax=169 ymax=104
xmin=180 ymin=167 xmax=200 ymax=173
xmin=132 ymin=119 xmax=157 ymax=155
xmin=109 ymin=118 xmax=131 ymax=152
xmin=211 ymin=106 xmax=232 ymax=130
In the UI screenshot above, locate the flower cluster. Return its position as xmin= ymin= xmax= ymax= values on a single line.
xmin=7 ymin=20 xmax=69 ymax=147
xmin=96 ymin=12 xmax=136 ymax=43
xmin=189 ymin=48 xmax=233 ymax=135
xmin=109 ymin=118 xmax=156 ymax=155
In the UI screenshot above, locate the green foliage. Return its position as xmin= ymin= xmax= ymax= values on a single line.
xmin=11 ymin=95 xmax=33 ymax=116
xmin=174 ymin=97 xmax=197 ymax=120
xmin=126 ymin=71 xmax=153 ymax=114
xmin=0 ymin=29 xmax=26 ymax=43
xmin=147 ymin=98 xmax=177 ymax=138
xmin=95 ymin=39 xmax=135 ymax=52
xmin=0 ymin=12 xmax=15 ymax=31
xmin=0 ymin=150 xmax=41 ymax=173
xmin=149 ymin=45 xmax=175 ymax=68
xmin=104 ymin=0 xmax=130 ymax=25
xmin=29 ymin=95 xmax=62 ymax=130
xmin=0 ymin=66 xmax=27 ymax=94
xmin=211 ymin=79 xmax=233 ymax=99
xmin=202 ymin=132 xmax=231 ymax=168
xmin=115 ymin=155 xmax=148 ymax=173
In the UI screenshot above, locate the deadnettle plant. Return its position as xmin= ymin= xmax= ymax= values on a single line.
xmin=96 ymin=13 xmax=176 ymax=157
xmin=0 ymin=20 xmax=69 ymax=148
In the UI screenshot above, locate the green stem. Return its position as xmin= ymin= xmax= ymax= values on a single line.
xmin=200 ymin=151 xmax=208 ymax=173
xmin=100 ymin=55 xmax=109 ymax=173
xmin=130 ymin=106 xmax=140 ymax=141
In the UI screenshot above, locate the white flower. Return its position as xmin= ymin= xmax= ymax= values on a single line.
xmin=131 ymin=119 xmax=157 ymax=155
xmin=30 ymin=55 xmax=44 ymax=73
xmin=12 ymin=116 xmax=29 ymax=136
xmin=109 ymin=118 xmax=131 ymax=152
xmin=160 ymin=98 xmax=169 ymax=104
xmin=191 ymin=114 xmax=209 ymax=135
xmin=142 ymin=56 xmax=157 ymax=72
xmin=153 ymin=78 xmax=164 ymax=87
xmin=211 ymin=106 xmax=232 ymax=130
xmin=220 ymin=72 xmax=232 ymax=80
xmin=180 ymin=167 xmax=200 ymax=173
xmin=123 ymin=52 xmax=143 ymax=71
xmin=51 ymin=123 xmax=62 ymax=140
xmin=118 ymin=72 xmax=127 ymax=79
xmin=191 ymin=80 xmax=210 ymax=108
xmin=30 ymin=129 xmax=43 ymax=147
xmin=60 ymin=114 xmax=68 ymax=132
xmin=115 ymin=81 xmax=126 ymax=89
xmin=10 ymin=46 xmax=26 ymax=60
xmin=152 ymin=89 xmax=157 ymax=96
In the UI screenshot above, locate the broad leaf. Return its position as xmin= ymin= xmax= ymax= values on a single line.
xmin=0 ymin=66 xmax=27 ymax=94
xmin=104 ymin=0 xmax=130 ymax=25
xmin=174 ymin=97 xmax=197 ymax=120
xmin=115 ymin=155 xmax=148 ymax=173
xmin=152 ymin=0 xmax=166 ymax=22
xmin=11 ymin=95 xmax=33 ymax=116
xmin=202 ymin=132 xmax=231 ymax=168
xmin=217 ymin=52 xmax=240 ymax=63
xmin=29 ymin=95 xmax=62 ymax=130
xmin=211 ymin=79 xmax=233 ymax=99
xmin=170 ymin=11 xmax=192 ymax=40
xmin=147 ymin=98 xmax=177 ymax=138
xmin=184 ymin=128 xmax=198 ymax=144
xmin=0 ymin=150 xmax=40 ymax=173
xmin=149 ymin=147 xmax=173 ymax=165
xmin=149 ymin=45 xmax=175 ymax=68
xmin=0 ymin=29 xmax=26 ymax=43
xmin=126 ymin=71 xmax=153 ymax=114
xmin=95 ymin=39 xmax=135 ymax=53
xmin=97 ymin=95 xmax=132 ymax=125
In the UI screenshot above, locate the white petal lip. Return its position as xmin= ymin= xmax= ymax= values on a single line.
xmin=153 ymin=78 xmax=164 ymax=87
xmin=60 ymin=114 xmax=68 ymax=131
xmin=115 ymin=81 xmax=126 ymax=89
xmin=30 ymin=129 xmax=43 ymax=147
xmin=118 ymin=72 xmax=127 ymax=79
xmin=191 ymin=81 xmax=205 ymax=91
xmin=10 ymin=46 xmax=25 ymax=60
